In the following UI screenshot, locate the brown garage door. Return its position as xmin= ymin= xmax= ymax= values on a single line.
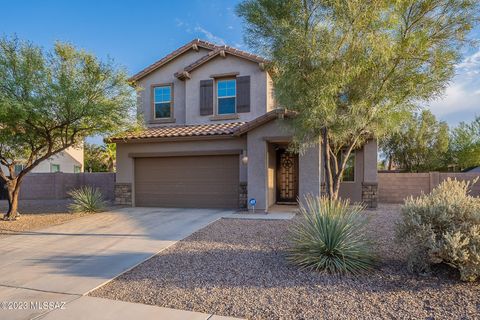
xmin=134 ymin=155 xmax=239 ymax=208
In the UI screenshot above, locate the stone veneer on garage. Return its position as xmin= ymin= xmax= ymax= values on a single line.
xmin=114 ymin=183 xmax=132 ymax=205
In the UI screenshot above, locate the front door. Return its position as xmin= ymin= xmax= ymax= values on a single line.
xmin=276 ymin=148 xmax=299 ymax=203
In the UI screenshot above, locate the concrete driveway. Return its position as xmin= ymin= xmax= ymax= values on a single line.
xmin=0 ymin=207 xmax=235 ymax=320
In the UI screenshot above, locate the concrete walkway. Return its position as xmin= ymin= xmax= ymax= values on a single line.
xmin=0 ymin=207 xmax=238 ymax=320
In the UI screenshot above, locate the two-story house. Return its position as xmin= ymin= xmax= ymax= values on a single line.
xmin=111 ymin=39 xmax=378 ymax=211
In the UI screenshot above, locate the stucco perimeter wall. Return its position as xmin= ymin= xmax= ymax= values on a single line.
xmin=116 ymin=137 xmax=247 ymax=206
xmin=378 ymin=172 xmax=480 ymax=203
xmin=247 ymin=119 xmax=321 ymax=211
xmin=18 ymin=173 xmax=115 ymax=200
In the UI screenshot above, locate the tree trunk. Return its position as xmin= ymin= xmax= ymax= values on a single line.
xmin=322 ymin=128 xmax=335 ymax=200
xmin=4 ymin=178 xmax=22 ymax=220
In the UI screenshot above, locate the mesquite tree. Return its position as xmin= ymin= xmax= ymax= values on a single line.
xmin=237 ymin=0 xmax=478 ymax=199
xmin=0 ymin=37 xmax=135 ymax=220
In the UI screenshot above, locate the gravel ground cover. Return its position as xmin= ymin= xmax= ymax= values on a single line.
xmin=0 ymin=200 xmax=118 ymax=236
xmin=0 ymin=200 xmax=87 ymax=236
xmin=91 ymin=204 xmax=480 ymax=319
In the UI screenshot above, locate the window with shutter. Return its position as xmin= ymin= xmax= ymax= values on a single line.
xmin=236 ymin=76 xmax=250 ymax=113
xmin=200 ymin=79 xmax=214 ymax=115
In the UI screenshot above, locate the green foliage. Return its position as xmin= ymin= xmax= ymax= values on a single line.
xmin=288 ymin=195 xmax=375 ymax=275
xmin=68 ymin=186 xmax=106 ymax=213
xmin=237 ymin=0 xmax=478 ymax=198
xmin=449 ymin=116 xmax=480 ymax=170
xmin=84 ymin=143 xmax=116 ymax=172
xmin=380 ymin=110 xmax=450 ymax=172
xmin=0 ymin=35 xmax=137 ymax=218
xmin=396 ymin=178 xmax=480 ymax=282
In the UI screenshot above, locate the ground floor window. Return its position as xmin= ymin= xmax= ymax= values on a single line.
xmin=14 ymin=164 xmax=24 ymax=175
xmin=341 ymin=151 xmax=355 ymax=182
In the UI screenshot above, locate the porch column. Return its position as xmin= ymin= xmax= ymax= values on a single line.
xmin=299 ymin=142 xmax=321 ymax=205
xmin=247 ymin=138 xmax=268 ymax=211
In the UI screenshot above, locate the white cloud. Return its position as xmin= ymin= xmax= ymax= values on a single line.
xmin=427 ymin=49 xmax=480 ymax=121
xmin=194 ymin=26 xmax=226 ymax=45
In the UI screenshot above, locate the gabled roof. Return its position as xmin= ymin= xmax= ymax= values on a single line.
xmin=129 ymin=39 xmax=217 ymax=82
xmin=233 ymin=109 xmax=295 ymax=136
xmin=130 ymin=39 xmax=269 ymax=82
xmin=174 ymin=46 xmax=268 ymax=80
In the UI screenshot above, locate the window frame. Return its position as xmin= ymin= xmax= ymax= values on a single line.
xmin=216 ymin=78 xmax=237 ymax=115
xmin=14 ymin=164 xmax=24 ymax=175
xmin=50 ymin=164 xmax=61 ymax=173
xmin=151 ymin=83 xmax=174 ymax=122
xmin=341 ymin=150 xmax=355 ymax=183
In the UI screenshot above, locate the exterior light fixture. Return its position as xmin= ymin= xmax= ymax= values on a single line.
xmin=241 ymin=150 xmax=248 ymax=165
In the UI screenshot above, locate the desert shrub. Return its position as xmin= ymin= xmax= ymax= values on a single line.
xmin=68 ymin=186 xmax=106 ymax=213
xmin=396 ymin=178 xmax=480 ymax=282
xmin=288 ymin=195 xmax=375 ymax=275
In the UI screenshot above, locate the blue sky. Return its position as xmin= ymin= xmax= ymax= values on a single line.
xmin=1 ymin=0 xmax=479 ymax=131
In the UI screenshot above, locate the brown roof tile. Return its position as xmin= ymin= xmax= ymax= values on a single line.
xmin=110 ymin=109 xmax=295 ymax=143
xmin=110 ymin=122 xmax=246 ymax=142
xmin=129 ymin=39 xmax=269 ymax=82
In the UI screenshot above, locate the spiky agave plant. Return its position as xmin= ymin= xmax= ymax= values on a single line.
xmin=68 ymin=186 xmax=106 ymax=213
xmin=288 ymin=195 xmax=375 ymax=275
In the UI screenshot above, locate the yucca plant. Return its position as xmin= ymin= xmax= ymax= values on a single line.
xmin=288 ymin=195 xmax=375 ymax=275
xmin=68 ymin=186 xmax=106 ymax=213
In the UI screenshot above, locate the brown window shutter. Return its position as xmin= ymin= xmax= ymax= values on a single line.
xmin=236 ymin=76 xmax=250 ymax=113
xmin=200 ymin=79 xmax=213 ymax=115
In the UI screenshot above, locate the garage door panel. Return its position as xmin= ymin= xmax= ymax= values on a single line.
xmin=135 ymin=155 xmax=239 ymax=208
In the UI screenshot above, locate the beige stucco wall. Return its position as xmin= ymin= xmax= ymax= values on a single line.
xmin=246 ymin=119 xmax=321 ymax=211
xmin=1 ymin=146 xmax=83 ymax=174
xmin=116 ymin=137 xmax=247 ymax=206
xmin=185 ymin=55 xmax=267 ymax=124
xmin=136 ymin=48 xmax=211 ymax=125
xmin=320 ymin=139 xmax=378 ymax=203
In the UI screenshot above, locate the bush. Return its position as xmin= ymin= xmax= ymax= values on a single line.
xmin=288 ymin=195 xmax=375 ymax=275
xmin=396 ymin=178 xmax=480 ymax=282
xmin=68 ymin=186 xmax=106 ymax=213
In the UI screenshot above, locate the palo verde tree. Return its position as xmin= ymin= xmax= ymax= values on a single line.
xmin=0 ymin=37 xmax=136 ymax=220
xmin=237 ymin=0 xmax=478 ymax=199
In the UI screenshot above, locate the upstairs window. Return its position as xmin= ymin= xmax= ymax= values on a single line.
xmin=153 ymin=85 xmax=172 ymax=119
xmin=217 ymin=79 xmax=236 ymax=114
xmin=51 ymin=164 xmax=60 ymax=173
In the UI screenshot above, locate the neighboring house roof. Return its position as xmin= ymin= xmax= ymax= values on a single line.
xmin=465 ymin=166 xmax=480 ymax=173
xmin=110 ymin=109 xmax=293 ymax=143
xmin=130 ymin=38 xmax=268 ymax=82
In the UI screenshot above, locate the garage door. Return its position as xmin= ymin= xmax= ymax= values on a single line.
xmin=134 ymin=155 xmax=239 ymax=208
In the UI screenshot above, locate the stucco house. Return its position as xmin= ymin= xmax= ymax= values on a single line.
xmin=111 ymin=39 xmax=378 ymax=211
xmin=0 ymin=146 xmax=84 ymax=175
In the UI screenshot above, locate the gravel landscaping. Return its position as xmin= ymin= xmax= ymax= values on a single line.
xmin=91 ymin=204 xmax=480 ymax=319
xmin=0 ymin=200 xmax=95 ymax=236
